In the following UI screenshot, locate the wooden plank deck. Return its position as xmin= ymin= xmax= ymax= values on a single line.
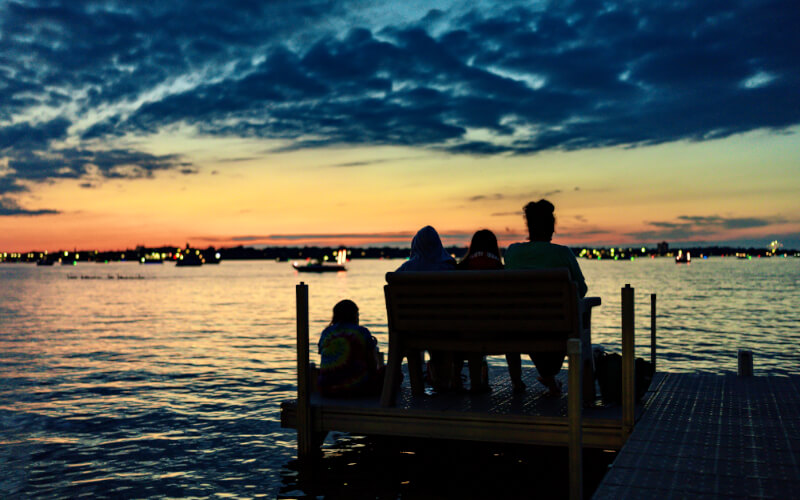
xmin=281 ymin=365 xmax=662 ymax=450
xmin=593 ymin=373 xmax=800 ymax=499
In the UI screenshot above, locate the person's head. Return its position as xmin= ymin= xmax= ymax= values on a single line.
xmin=330 ymin=299 xmax=359 ymax=325
xmin=464 ymin=229 xmax=500 ymax=260
xmin=523 ymin=199 xmax=555 ymax=241
xmin=410 ymin=225 xmax=446 ymax=259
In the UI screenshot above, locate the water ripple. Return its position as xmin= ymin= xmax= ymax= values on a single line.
xmin=1 ymin=259 xmax=798 ymax=497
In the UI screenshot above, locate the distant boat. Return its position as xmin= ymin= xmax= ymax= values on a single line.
xmin=675 ymin=250 xmax=691 ymax=264
xmin=36 ymin=259 xmax=55 ymax=266
xmin=140 ymin=256 xmax=164 ymax=264
xmin=293 ymin=249 xmax=348 ymax=273
xmin=292 ymin=260 xmax=346 ymax=273
xmin=204 ymin=251 xmax=222 ymax=264
xmin=176 ymin=253 xmax=204 ymax=267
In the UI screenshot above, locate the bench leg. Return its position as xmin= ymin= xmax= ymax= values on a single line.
xmin=380 ymin=343 xmax=404 ymax=407
xmin=584 ymin=359 xmax=596 ymax=404
xmin=407 ymin=349 xmax=425 ymax=395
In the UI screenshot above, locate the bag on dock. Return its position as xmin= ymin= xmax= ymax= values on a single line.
xmin=594 ymin=351 xmax=654 ymax=403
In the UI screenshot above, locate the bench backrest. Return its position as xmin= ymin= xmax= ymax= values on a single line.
xmin=384 ymin=269 xmax=580 ymax=342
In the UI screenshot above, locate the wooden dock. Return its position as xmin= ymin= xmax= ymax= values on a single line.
xmin=281 ymin=365 xmax=656 ymax=451
xmin=594 ymin=373 xmax=800 ymax=498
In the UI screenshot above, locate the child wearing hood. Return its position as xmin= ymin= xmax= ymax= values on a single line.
xmin=396 ymin=226 xmax=457 ymax=390
xmin=396 ymin=225 xmax=456 ymax=272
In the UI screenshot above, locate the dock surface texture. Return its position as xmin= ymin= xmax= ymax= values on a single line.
xmin=281 ymin=364 xmax=654 ymax=450
xmin=594 ymin=373 xmax=800 ymax=499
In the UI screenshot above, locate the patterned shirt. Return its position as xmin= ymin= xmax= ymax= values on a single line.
xmin=318 ymin=322 xmax=378 ymax=397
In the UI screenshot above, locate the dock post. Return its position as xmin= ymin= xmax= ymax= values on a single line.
xmin=567 ymin=338 xmax=583 ymax=500
xmin=621 ymin=284 xmax=635 ymax=440
xmin=296 ymin=282 xmax=314 ymax=459
xmin=650 ymin=293 xmax=657 ymax=372
xmin=738 ymin=350 xmax=754 ymax=377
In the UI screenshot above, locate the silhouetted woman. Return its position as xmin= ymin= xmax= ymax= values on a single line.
xmin=457 ymin=229 xmax=503 ymax=392
xmin=504 ymin=200 xmax=588 ymax=397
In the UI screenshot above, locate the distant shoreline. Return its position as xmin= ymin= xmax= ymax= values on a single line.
xmin=2 ymin=244 xmax=797 ymax=264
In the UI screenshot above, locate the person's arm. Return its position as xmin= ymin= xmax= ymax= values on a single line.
xmin=565 ymin=248 xmax=588 ymax=297
xmin=362 ymin=327 xmax=381 ymax=373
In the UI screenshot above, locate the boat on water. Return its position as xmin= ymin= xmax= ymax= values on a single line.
xmin=204 ymin=251 xmax=222 ymax=264
xmin=176 ymin=253 xmax=204 ymax=267
xmin=36 ymin=259 xmax=55 ymax=266
xmin=175 ymin=243 xmax=205 ymax=267
xmin=292 ymin=249 xmax=348 ymax=273
xmin=675 ymin=250 xmax=691 ymax=264
xmin=292 ymin=260 xmax=346 ymax=273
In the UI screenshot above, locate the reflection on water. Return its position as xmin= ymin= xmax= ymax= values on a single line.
xmin=279 ymin=435 xmax=614 ymax=499
xmin=1 ymin=258 xmax=798 ymax=497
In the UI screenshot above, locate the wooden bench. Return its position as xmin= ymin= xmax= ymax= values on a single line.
xmin=380 ymin=269 xmax=601 ymax=407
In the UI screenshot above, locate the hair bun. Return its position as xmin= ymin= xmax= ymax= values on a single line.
xmin=537 ymin=199 xmax=555 ymax=213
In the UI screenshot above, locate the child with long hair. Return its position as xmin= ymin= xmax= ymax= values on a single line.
xmin=456 ymin=229 xmax=503 ymax=392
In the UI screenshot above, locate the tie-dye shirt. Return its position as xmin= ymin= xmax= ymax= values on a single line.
xmin=317 ymin=322 xmax=378 ymax=397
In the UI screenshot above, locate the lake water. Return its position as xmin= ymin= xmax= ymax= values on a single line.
xmin=1 ymin=258 xmax=798 ymax=498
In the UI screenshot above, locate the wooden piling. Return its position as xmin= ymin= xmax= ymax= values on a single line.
xmin=296 ymin=282 xmax=313 ymax=459
xmin=621 ymin=284 xmax=635 ymax=440
xmin=650 ymin=293 xmax=657 ymax=372
xmin=567 ymin=338 xmax=583 ymax=500
xmin=738 ymin=349 xmax=754 ymax=377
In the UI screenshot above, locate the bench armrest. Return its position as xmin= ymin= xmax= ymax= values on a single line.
xmin=578 ymin=296 xmax=601 ymax=335
xmin=580 ymin=296 xmax=601 ymax=310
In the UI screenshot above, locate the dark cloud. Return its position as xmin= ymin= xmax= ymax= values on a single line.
xmin=559 ymin=228 xmax=610 ymax=238
xmin=8 ymin=148 xmax=188 ymax=182
xmin=0 ymin=197 xmax=59 ymax=216
xmin=327 ymin=157 xmax=416 ymax=168
xmin=629 ymin=214 xmax=784 ymax=241
xmin=331 ymin=160 xmax=374 ymax=168
xmin=0 ymin=118 xmax=70 ymax=151
xmin=0 ymin=0 xmax=798 ymax=188
xmin=0 ymin=177 xmax=28 ymax=195
xmin=468 ymin=193 xmax=504 ymax=202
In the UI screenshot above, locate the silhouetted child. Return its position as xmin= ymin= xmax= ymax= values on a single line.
xmin=317 ymin=299 xmax=385 ymax=398
xmin=396 ymin=226 xmax=458 ymax=391
xmin=456 ymin=229 xmax=503 ymax=393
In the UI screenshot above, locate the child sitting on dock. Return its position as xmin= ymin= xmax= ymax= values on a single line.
xmin=318 ymin=299 xmax=385 ymax=398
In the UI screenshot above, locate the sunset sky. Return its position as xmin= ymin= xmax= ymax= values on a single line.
xmin=1 ymin=0 xmax=799 ymax=251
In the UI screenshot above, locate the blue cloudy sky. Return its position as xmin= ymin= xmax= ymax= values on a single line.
xmin=1 ymin=0 xmax=798 ymax=250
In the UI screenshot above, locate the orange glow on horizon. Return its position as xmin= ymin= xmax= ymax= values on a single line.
xmin=2 ymin=129 xmax=799 ymax=252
